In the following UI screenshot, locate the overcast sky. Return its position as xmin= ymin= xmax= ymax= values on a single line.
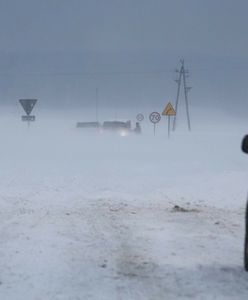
xmin=0 ymin=0 xmax=246 ymax=58
xmin=0 ymin=0 xmax=247 ymax=112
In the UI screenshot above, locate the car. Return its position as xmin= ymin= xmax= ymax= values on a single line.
xmin=76 ymin=121 xmax=101 ymax=129
xmin=76 ymin=122 xmax=101 ymax=134
xmin=76 ymin=120 xmax=142 ymax=137
xmin=241 ymin=135 xmax=248 ymax=271
xmin=102 ymin=120 xmax=132 ymax=137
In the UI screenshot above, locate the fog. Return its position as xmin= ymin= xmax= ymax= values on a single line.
xmin=1 ymin=1 xmax=248 ymax=299
xmin=1 ymin=105 xmax=248 ymax=299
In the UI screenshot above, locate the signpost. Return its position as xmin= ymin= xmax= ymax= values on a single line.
xmin=136 ymin=113 xmax=144 ymax=122
xmin=162 ymin=102 xmax=176 ymax=138
xmin=149 ymin=112 xmax=161 ymax=136
xmin=19 ymin=99 xmax=37 ymax=127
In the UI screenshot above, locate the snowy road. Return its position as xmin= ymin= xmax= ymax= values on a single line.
xmin=0 ymin=110 xmax=248 ymax=299
xmin=0 ymin=195 xmax=247 ymax=300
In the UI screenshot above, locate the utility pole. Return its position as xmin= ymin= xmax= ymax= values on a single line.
xmin=173 ymin=59 xmax=192 ymax=131
xmin=95 ymin=88 xmax=99 ymax=122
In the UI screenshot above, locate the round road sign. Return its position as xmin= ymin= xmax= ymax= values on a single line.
xmin=149 ymin=112 xmax=161 ymax=124
xmin=136 ymin=113 xmax=144 ymax=122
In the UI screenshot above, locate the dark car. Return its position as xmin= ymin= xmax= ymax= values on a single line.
xmin=241 ymin=135 xmax=248 ymax=271
xmin=76 ymin=121 xmax=101 ymax=129
xmin=102 ymin=120 xmax=132 ymax=137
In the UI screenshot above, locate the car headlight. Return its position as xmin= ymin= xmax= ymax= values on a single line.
xmin=119 ymin=130 xmax=128 ymax=137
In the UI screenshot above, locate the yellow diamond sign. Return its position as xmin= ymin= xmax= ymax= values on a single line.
xmin=162 ymin=102 xmax=176 ymax=116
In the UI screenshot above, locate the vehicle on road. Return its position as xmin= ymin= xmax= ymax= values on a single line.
xmin=76 ymin=121 xmax=101 ymax=129
xmin=102 ymin=120 xmax=132 ymax=137
xmin=76 ymin=120 xmax=142 ymax=137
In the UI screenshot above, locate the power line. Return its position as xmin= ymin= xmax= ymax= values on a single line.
xmin=0 ymin=69 xmax=175 ymax=77
xmin=0 ymin=64 xmax=247 ymax=77
xmin=173 ymin=59 xmax=192 ymax=131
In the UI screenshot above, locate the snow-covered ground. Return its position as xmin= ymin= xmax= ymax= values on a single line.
xmin=0 ymin=107 xmax=248 ymax=299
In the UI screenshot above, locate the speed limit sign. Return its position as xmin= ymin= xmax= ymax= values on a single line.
xmin=149 ymin=112 xmax=161 ymax=124
xmin=149 ymin=112 xmax=161 ymax=135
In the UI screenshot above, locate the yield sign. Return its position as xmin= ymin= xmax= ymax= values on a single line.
xmin=19 ymin=99 xmax=37 ymax=115
xmin=162 ymin=102 xmax=176 ymax=116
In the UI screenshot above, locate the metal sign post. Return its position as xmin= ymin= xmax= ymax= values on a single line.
xmin=19 ymin=99 xmax=37 ymax=127
xmin=162 ymin=102 xmax=176 ymax=138
xmin=149 ymin=112 xmax=161 ymax=136
xmin=168 ymin=115 xmax=171 ymax=138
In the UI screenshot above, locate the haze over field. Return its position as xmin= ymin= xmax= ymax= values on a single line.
xmin=0 ymin=1 xmax=248 ymax=299
xmin=0 ymin=108 xmax=248 ymax=299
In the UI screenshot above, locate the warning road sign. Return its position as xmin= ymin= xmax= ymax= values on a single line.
xmin=162 ymin=102 xmax=176 ymax=138
xmin=162 ymin=102 xmax=176 ymax=116
xmin=19 ymin=99 xmax=37 ymax=116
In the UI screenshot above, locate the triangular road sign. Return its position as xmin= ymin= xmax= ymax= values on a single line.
xmin=19 ymin=99 xmax=37 ymax=116
xmin=162 ymin=102 xmax=176 ymax=116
